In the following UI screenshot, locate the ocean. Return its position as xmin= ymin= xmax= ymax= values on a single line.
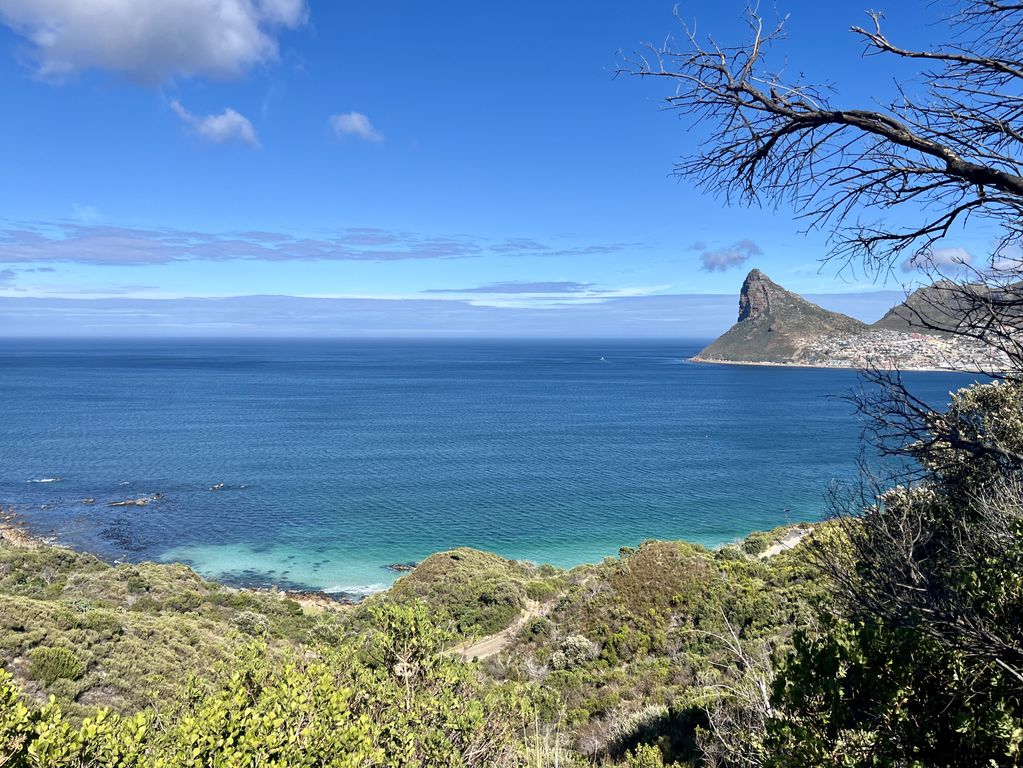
xmin=0 ymin=338 xmax=981 ymax=595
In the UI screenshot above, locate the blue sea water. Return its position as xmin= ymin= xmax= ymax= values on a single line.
xmin=0 ymin=338 xmax=981 ymax=595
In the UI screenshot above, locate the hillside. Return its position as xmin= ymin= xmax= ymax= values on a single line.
xmin=0 ymin=517 xmax=822 ymax=766
xmin=872 ymin=281 xmax=961 ymax=335
xmin=0 ymin=523 xmax=349 ymax=719
xmin=695 ymin=269 xmax=1007 ymax=371
xmin=695 ymin=269 xmax=867 ymax=363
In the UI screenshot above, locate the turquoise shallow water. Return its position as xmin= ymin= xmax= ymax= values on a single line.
xmin=0 ymin=339 xmax=981 ymax=595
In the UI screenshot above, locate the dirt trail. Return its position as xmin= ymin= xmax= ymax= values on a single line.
xmin=759 ymin=527 xmax=809 ymax=559
xmin=457 ymin=599 xmax=547 ymax=661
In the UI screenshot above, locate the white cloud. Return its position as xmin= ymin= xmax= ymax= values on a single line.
xmin=697 ymin=239 xmax=762 ymax=272
xmin=171 ymin=100 xmax=260 ymax=147
xmin=0 ymin=0 xmax=307 ymax=83
xmin=900 ymin=246 xmax=973 ymax=273
xmin=991 ymin=245 xmax=1023 ymax=275
xmin=329 ymin=112 xmax=384 ymax=142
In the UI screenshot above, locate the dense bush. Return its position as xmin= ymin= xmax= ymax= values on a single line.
xmin=27 ymin=647 xmax=84 ymax=686
xmin=381 ymin=547 xmax=561 ymax=637
xmin=0 ymin=602 xmax=538 ymax=767
xmin=764 ymin=380 xmax=1023 ymax=767
xmin=0 ymin=516 xmax=820 ymax=765
xmin=0 ymin=542 xmax=347 ymax=718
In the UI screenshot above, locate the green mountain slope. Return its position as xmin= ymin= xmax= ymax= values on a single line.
xmin=871 ymin=280 xmax=1023 ymax=336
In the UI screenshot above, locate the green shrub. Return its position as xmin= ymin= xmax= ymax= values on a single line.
xmin=552 ymin=635 xmax=599 ymax=670
xmin=128 ymin=595 xmax=160 ymax=612
xmin=81 ymin=609 xmax=123 ymax=637
xmin=232 ymin=610 xmax=270 ymax=637
xmin=526 ymin=579 xmax=558 ymax=601
xmin=741 ymin=532 xmax=772 ymax=556
xmin=625 ymin=743 xmax=666 ymax=767
xmin=28 ymin=646 xmax=85 ymax=685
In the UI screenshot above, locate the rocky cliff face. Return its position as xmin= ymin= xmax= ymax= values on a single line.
xmin=737 ymin=268 xmax=774 ymax=322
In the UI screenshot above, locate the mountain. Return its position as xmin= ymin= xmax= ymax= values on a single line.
xmin=872 ymin=280 xmax=1023 ymax=337
xmin=694 ymin=269 xmax=1007 ymax=371
xmin=694 ymin=269 xmax=867 ymax=363
xmin=872 ymin=280 xmax=970 ymax=335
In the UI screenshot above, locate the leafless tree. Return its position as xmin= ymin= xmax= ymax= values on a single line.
xmin=689 ymin=613 xmax=775 ymax=768
xmin=620 ymin=0 xmax=1023 ymax=366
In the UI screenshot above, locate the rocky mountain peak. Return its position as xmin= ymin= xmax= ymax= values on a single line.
xmin=737 ymin=268 xmax=779 ymax=322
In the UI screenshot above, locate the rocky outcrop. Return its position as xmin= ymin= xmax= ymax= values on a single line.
xmin=737 ymin=268 xmax=780 ymax=322
xmin=107 ymin=494 xmax=163 ymax=508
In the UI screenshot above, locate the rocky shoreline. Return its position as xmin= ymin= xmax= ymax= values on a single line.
xmin=0 ymin=506 xmax=356 ymax=612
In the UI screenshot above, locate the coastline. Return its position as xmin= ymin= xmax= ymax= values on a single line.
xmin=0 ymin=508 xmax=354 ymax=612
xmin=1 ymin=504 xmax=814 ymax=609
xmin=690 ymin=355 xmax=988 ymax=374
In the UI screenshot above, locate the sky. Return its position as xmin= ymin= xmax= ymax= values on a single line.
xmin=0 ymin=0 xmax=987 ymax=337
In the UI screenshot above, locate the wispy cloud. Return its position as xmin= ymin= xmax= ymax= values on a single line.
xmin=900 ymin=246 xmax=973 ymax=273
xmin=328 ymin=112 xmax=384 ymax=142
xmin=171 ymin=100 xmax=260 ymax=148
xmin=0 ymin=0 xmax=308 ymax=83
xmin=71 ymin=203 xmax=101 ymax=224
xmin=425 ymin=281 xmax=599 ymax=294
xmin=695 ymin=239 xmax=763 ymax=272
xmin=0 ymin=264 xmax=57 ymax=290
xmin=0 ymin=223 xmax=634 ymax=266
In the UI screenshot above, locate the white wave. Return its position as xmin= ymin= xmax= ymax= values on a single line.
xmin=323 ymin=582 xmax=387 ymax=596
xmin=28 ymin=477 xmax=61 ymax=483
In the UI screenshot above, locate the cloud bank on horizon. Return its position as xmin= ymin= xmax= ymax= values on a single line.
xmin=0 ymin=290 xmax=906 ymax=338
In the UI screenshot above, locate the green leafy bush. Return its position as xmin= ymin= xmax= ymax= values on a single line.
xmin=28 ymin=646 xmax=85 ymax=685
xmin=741 ymin=532 xmax=772 ymax=556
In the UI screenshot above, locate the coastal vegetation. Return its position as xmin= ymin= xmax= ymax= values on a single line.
xmin=0 ymin=541 xmax=345 ymax=718
xmin=0 ymin=522 xmax=826 ymax=766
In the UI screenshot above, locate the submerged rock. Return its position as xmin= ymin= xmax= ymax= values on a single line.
xmin=386 ymin=562 xmax=419 ymax=572
xmin=108 ymin=493 xmax=163 ymax=508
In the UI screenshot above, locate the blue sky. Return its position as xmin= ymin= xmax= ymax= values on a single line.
xmin=0 ymin=0 xmax=983 ymax=336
